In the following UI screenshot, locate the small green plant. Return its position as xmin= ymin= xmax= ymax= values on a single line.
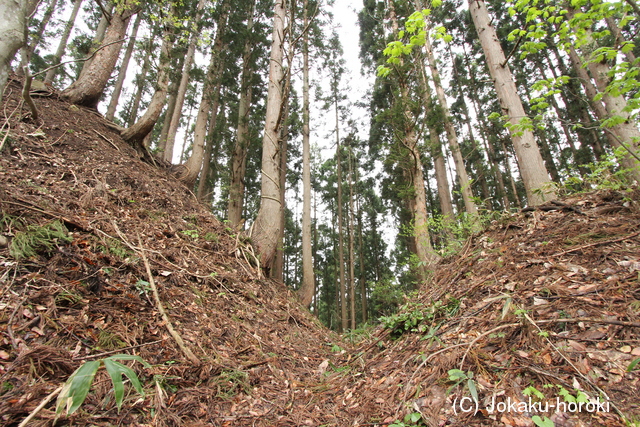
xmin=9 ymin=220 xmax=72 ymax=259
xmin=523 ymin=385 xmax=545 ymax=400
xmin=531 ymin=415 xmax=555 ymax=427
xmin=563 ymin=147 xmax=636 ymax=192
xmin=628 ymin=358 xmax=640 ymax=372
xmin=180 ymin=229 xmax=199 ymax=239
xmin=389 ymin=411 xmax=425 ymax=427
xmin=98 ymin=237 xmax=131 ymax=259
xmin=214 ymin=369 xmax=250 ymax=400
xmin=204 ymin=232 xmax=219 ymax=243
xmin=56 ymin=354 xmax=150 ymax=417
xmin=447 ymin=369 xmax=479 ymax=406
xmin=134 ymin=279 xmax=152 ymax=295
xmin=380 ymin=297 xmax=460 ymax=338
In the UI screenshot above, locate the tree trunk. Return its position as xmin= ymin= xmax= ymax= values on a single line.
xmin=127 ymin=36 xmax=153 ymax=127
xmin=416 ymin=55 xmax=454 ymax=219
xmin=105 ymin=12 xmax=141 ymax=121
xmin=567 ymin=45 xmax=640 ymax=180
xmin=228 ymin=0 xmax=257 ymax=227
xmin=469 ymin=0 xmax=556 ymax=206
xmin=335 ymin=101 xmax=347 ymax=332
xmin=298 ymin=0 xmax=314 ymax=308
xmin=196 ymin=99 xmax=224 ymax=203
xmin=18 ymin=0 xmax=58 ymax=76
xmin=121 ymin=27 xmax=173 ymax=149
xmin=250 ymin=0 xmax=286 ymax=272
xmin=164 ymin=0 xmax=206 ymax=162
xmin=0 ymin=0 xmax=27 ymax=100
xmin=79 ymin=3 xmax=112 ymax=75
xmin=178 ymin=0 xmax=229 ymax=187
xmin=347 ymin=141 xmax=357 ymax=329
xmin=44 ymin=0 xmax=83 ymax=84
xmin=422 ymin=30 xmax=478 ymax=219
xmin=61 ymin=3 xmax=136 ymax=108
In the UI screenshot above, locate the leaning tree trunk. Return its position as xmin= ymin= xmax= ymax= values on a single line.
xmin=469 ymin=0 xmax=556 ymax=206
xmin=61 ymin=3 xmax=136 ymax=108
xmin=0 ymin=0 xmax=28 ymax=100
xmin=163 ymin=0 xmax=206 ymax=163
xmin=18 ymin=0 xmax=58 ymax=76
xmin=44 ymin=0 xmax=82 ymax=84
xmin=178 ymin=0 xmax=229 ymax=186
xmin=106 ymin=12 xmax=142 ymax=121
xmin=250 ymin=0 xmax=286 ymax=272
xmin=121 ymin=27 xmax=173 ymax=149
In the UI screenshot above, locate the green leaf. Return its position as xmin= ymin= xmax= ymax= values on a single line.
xmin=448 ymin=369 xmax=466 ymax=381
xmin=532 ymin=415 xmax=555 ymax=427
xmin=56 ymin=360 xmax=101 ymax=415
xmin=104 ymin=359 xmax=145 ymax=412
xmin=107 ymin=354 xmax=152 ymax=369
xmin=432 ymin=0 xmax=442 ymax=7
xmin=467 ymin=378 xmax=479 ymax=403
xmin=627 ymin=357 xmax=640 ymax=371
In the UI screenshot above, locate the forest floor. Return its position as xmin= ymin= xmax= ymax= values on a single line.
xmin=0 ymin=76 xmax=639 ymax=427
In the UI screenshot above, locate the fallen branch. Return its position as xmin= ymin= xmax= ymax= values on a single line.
xmin=17 ymin=386 xmax=62 ymax=427
xmin=109 ymin=221 xmax=200 ymax=366
xmin=553 ymin=231 xmax=640 ymax=257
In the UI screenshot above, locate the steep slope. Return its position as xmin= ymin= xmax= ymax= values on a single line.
xmin=0 ymin=77 xmax=350 ymax=427
xmin=327 ymin=192 xmax=640 ymax=426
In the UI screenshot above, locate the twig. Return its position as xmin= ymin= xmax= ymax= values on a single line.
xmin=553 ymin=231 xmax=640 ymax=257
xmin=17 ymin=386 xmax=63 ymax=427
xmin=33 ymin=38 xmax=127 ymax=79
xmin=93 ymin=129 xmax=119 ymax=151
xmin=109 ymin=222 xmax=200 ymax=366
xmin=459 ymin=323 xmax=520 ymax=370
xmin=21 ymin=67 xmax=39 ymax=121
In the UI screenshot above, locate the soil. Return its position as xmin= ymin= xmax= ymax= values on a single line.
xmin=1 ymin=76 xmax=639 ymax=427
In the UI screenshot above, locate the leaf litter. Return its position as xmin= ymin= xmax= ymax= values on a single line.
xmin=1 ymin=77 xmax=639 ymax=426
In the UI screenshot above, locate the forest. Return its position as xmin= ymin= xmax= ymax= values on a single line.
xmin=1 ymin=0 xmax=640 ymax=425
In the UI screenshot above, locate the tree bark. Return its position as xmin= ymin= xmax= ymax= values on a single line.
xmin=18 ymin=0 xmax=58 ymax=76
xmin=298 ymin=0 xmax=315 ymax=308
xmin=422 ymin=30 xmax=478 ymax=219
xmin=163 ymin=0 xmax=207 ymax=163
xmin=127 ymin=36 xmax=153 ymax=127
xmin=44 ymin=0 xmax=83 ymax=84
xmin=228 ymin=0 xmax=257 ymax=227
xmin=250 ymin=0 xmax=286 ymax=272
xmin=106 ymin=12 xmax=142 ymax=121
xmin=121 ymin=27 xmax=173 ymax=149
xmin=0 ymin=0 xmax=27 ymax=100
xmin=61 ymin=2 xmax=136 ymax=108
xmin=469 ymin=0 xmax=556 ymax=206
xmin=178 ymin=0 xmax=229 ymax=187
xmin=335 ymin=100 xmax=347 ymax=332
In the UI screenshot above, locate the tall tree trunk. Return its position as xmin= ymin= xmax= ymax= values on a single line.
xmin=420 ymin=22 xmax=478 ymax=219
xmin=178 ymin=0 xmax=229 ymax=187
xmin=250 ymin=0 xmax=286 ymax=272
xmin=416 ymin=55 xmax=454 ymax=219
xmin=228 ymin=0 xmax=257 ymax=227
xmin=44 ymin=0 xmax=83 ymax=84
xmin=196 ymin=99 xmax=223 ymax=202
xmin=335 ymin=100 xmax=347 ymax=332
xmin=106 ymin=12 xmax=142 ymax=121
xmin=272 ymin=97 xmax=290 ymax=281
xmin=357 ymin=200 xmax=367 ymax=324
xmin=80 ymin=3 xmax=113 ymax=74
xmin=347 ymin=141 xmax=357 ymax=329
xmin=298 ymin=0 xmax=315 ymax=308
xmin=61 ymin=2 xmax=137 ymax=108
xmin=121 ymin=26 xmax=173 ymax=149
xmin=469 ymin=0 xmax=556 ymax=206
xmin=567 ymin=45 xmax=640 ymax=180
xmin=0 ymin=0 xmax=27 ymax=100
xmin=18 ymin=0 xmax=58 ymax=76
xmin=164 ymin=0 xmax=207 ymax=163
xmin=127 ymin=36 xmax=153 ymax=127
xmin=159 ymin=65 xmax=182 ymax=160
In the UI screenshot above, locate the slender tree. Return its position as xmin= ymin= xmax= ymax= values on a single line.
xmin=469 ymin=0 xmax=556 ymax=205
xmin=250 ymin=0 xmax=286 ymax=272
